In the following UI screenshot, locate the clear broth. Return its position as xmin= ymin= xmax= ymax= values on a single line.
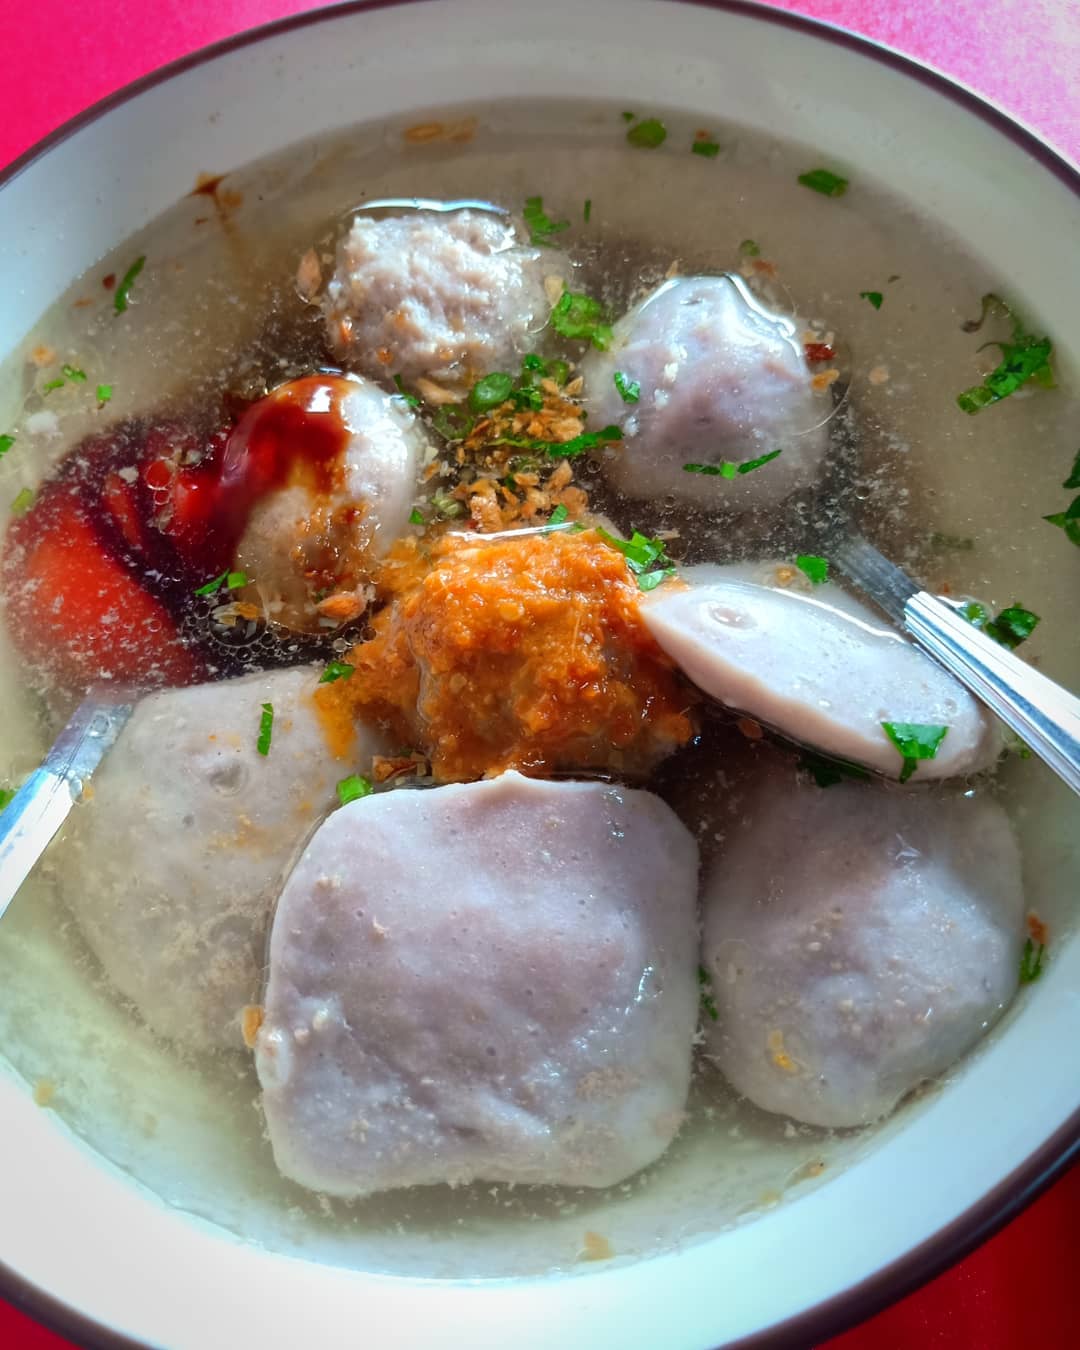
xmin=0 ymin=99 xmax=1076 ymax=1278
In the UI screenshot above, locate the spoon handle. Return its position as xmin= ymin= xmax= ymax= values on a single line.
xmin=906 ymin=591 xmax=1080 ymax=794
xmin=0 ymin=692 xmax=133 ymax=921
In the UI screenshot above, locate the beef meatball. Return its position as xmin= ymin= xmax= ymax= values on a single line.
xmin=323 ymin=209 xmax=558 ymax=389
xmin=225 ymin=374 xmax=428 ymax=632
xmin=582 ymin=275 xmax=829 ymax=510
xmin=255 ymin=771 xmax=700 ymax=1197
xmin=700 ymin=770 xmax=1025 ymax=1127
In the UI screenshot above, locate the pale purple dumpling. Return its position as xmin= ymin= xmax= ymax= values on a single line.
xmin=255 ymin=771 xmax=700 ymax=1197
xmin=701 ymin=770 xmax=1025 ymax=1127
xmin=55 ymin=667 xmax=383 ymax=1051
xmin=582 ymin=275 xmax=829 ymax=510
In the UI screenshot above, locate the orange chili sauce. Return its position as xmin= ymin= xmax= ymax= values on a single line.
xmin=316 ymin=529 xmax=694 ymax=782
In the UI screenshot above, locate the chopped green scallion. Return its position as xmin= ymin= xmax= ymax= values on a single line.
xmin=683 ymin=448 xmax=783 ymax=477
xmin=408 ymin=507 xmax=425 ymax=525
xmin=798 ymin=168 xmax=849 ymax=197
xmin=739 ymin=239 xmax=761 ymax=257
xmin=583 ymin=198 xmax=592 ymax=223
xmin=548 ymin=503 xmax=569 ymax=526
xmin=692 ymin=139 xmax=721 ymax=159
xmin=468 ymin=372 xmax=515 ymax=412
xmin=96 ymin=384 xmax=113 ymax=405
xmin=42 ymin=378 xmax=65 ymax=394
xmin=392 ymin=374 xmax=420 ymax=408
xmin=0 ymin=434 xmax=14 ymax=457
xmin=430 ymin=404 xmax=476 ymax=442
xmin=798 ymin=752 xmax=870 ymax=788
xmin=795 ymin=554 xmax=829 ymax=585
xmin=114 ymin=255 xmax=146 ymax=313
xmin=319 ymin=660 xmax=355 ymax=684
xmin=523 ymin=195 xmax=569 ymax=247
xmin=627 ymin=118 xmax=667 ymax=149
xmin=490 ymin=424 xmax=622 ymax=459
xmin=961 ymin=601 xmax=1040 ymax=651
xmin=859 ymin=291 xmax=884 ymax=310
xmin=10 ymin=488 xmax=34 ymax=515
xmin=194 ymin=570 xmax=247 ymax=597
xmin=550 ymin=290 xmax=613 ymax=350
xmin=697 ymin=965 xmax=719 ymax=1022
xmin=1042 ymin=499 xmax=1080 ymax=546
xmin=256 ymin=703 xmax=274 ymax=756
xmin=61 ymin=364 xmax=87 ymax=382
xmin=336 ymin=774 xmax=373 ymax=806
xmin=613 ymin=371 xmax=640 ymax=404
xmin=880 ymin=721 xmax=949 ymax=783
xmin=1019 ymin=937 xmax=1046 ymax=984
xmin=0 ymin=786 xmax=15 ymax=812
xmin=596 ymin=527 xmax=676 ymax=591
xmin=956 ymin=295 xmax=1053 ymax=414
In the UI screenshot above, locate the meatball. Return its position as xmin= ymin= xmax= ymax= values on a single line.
xmin=582 ymin=275 xmax=829 ymax=509
xmin=255 ymin=771 xmax=700 ymax=1197
xmin=223 ymin=374 xmax=428 ymax=632
xmin=314 ymin=528 xmax=694 ymax=782
xmin=323 ymin=210 xmax=557 ymax=388
xmin=54 ymin=666 xmax=384 ymax=1050
xmin=700 ymin=770 xmax=1024 ymax=1127
xmin=643 ymin=562 xmax=999 ymax=781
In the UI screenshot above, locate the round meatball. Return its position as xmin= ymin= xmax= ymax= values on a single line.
xmin=315 ymin=528 xmax=694 ymax=783
xmin=323 ymin=210 xmax=557 ymax=388
xmin=224 ymin=374 xmax=428 ymax=631
xmin=582 ymin=275 xmax=829 ymax=510
xmin=54 ymin=666 xmax=385 ymax=1050
xmin=701 ymin=771 xmax=1024 ymax=1127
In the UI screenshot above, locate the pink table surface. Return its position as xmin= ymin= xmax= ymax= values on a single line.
xmin=0 ymin=3 xmax=1077 ymax=1349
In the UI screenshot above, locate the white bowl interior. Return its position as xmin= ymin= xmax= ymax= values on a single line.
xmin=0 ymin=3 xmax=1077 ymax=1347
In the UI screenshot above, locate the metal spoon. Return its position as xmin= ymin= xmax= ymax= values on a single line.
xmin=829 ymin=533 xmax=1080 ymax=793
xmin=0 ymin=687 xmax=134 ymax=921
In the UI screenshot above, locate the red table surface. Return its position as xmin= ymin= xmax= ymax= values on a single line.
xmin=0 ymin=2 xmax=1077 ymax=1347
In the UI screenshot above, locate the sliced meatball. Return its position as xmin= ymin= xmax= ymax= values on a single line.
xmin=701 ymin=770 xmax=1024 ymax=1127
xmin=255 ymin=771 xmax=700 ymax=1197
xmin=223 ymin=374 xmax=428 ymax=632
xmin=643 ymin=562 xmax=998 ymax=780
xmin=582 ymin=275 xmax=829 ymax=509
xmin=323 ymin=210 xmax=558 ymax=388
xmin=54 ymin=666 xmax=383 ymax=1050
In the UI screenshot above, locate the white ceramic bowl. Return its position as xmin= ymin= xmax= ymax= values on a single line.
xmin=1 ymin=3 xmax=1078 ymax=1347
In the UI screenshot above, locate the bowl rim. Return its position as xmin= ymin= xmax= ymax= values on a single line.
xmin=1 ymin=2 xmax=1078 ymax=1348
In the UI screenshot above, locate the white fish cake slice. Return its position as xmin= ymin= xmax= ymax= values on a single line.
xmin=55 ymin=666 xmax=380 ymax=1050
xmin=255 ymin=770 xmax=700 ymax=1198
xmin=701 ymin=771 xmax=1025 ymax=1127
xmin=643 ymin=562 xmax=998 ymax=780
